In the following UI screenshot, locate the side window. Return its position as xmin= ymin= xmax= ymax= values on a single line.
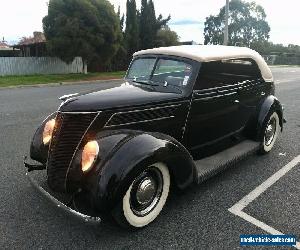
xmin=194 ymin=58 xmax=262 ymax=90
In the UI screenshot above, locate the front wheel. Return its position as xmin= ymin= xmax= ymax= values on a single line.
xmin=259 ymin=111 xmax=280 ymax=154
xmin=113 ymin=162 xmax=170 ymax=228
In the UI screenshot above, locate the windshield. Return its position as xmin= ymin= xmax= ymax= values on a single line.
xmin=126 ymin=57 xmax=193 ymax=88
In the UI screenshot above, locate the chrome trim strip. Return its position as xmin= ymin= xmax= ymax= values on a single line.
xmin=41 ymin=111 xmax=57 ymax=124
xmin=64 ymin=111 xmax=101 ymax=190
xmin=194 ymin=92 xmax=237 ymax=102
xmin=104 ymin=104 xmax=181 ymax=128
xmin=59 ymin=93 xmax=79 ymax=101
xmin=193 ymin=91 xmax=217 ymax=97
xmin=105 ymin=115 xmax=175 ymax=128
xmin=46 ymin=112 xmax=61 ymax=173
xmin=194 ymin=78 xmax=262 ymax=94
xmin=26 ymin=171 xmax=101 ymax=224
xmin=181 ymin=95 xmax=193 ymax=140
xmin=194 ymin=83 xmax=242 ymax=93
xmin=59 ymin=111 xmax=100 ymax=114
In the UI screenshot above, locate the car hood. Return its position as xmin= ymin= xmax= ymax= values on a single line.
xmin=59 ymin=82 xmax=182 ymax=112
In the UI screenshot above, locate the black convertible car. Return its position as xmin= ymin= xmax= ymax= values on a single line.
xmin=25 ymin=45 xmax=284 ymax=228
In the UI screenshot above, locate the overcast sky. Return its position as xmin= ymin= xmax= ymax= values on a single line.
xmin=0 ymin=0 xmax=299 ymax=45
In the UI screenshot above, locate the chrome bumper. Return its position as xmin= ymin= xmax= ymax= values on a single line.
xmin=24 ymin=159 xmax=101 ymax=224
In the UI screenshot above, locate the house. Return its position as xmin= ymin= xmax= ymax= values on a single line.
xmin=13 ymin=32 xmax=47 ymax=57
xmin=0 ymin=38 xmax=9 ymax=49
xmin=0 ymin=37 xmax=20 ymax=57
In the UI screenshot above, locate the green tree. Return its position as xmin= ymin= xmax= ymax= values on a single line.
xmin=117 ymin=6 xmax=125 ymax=32
xmin=124 ymin=0 xmax=139 ymax=58
xmin=139 ymin=0 xmax=170 ymax=50
xmin=156 ymin=26 xmax=179 ymax=47
xmin=204 ymin=0 xmax=270 ymax=48
xmin=109 ymin=6 xmax=127 ymax=71
xmin=43 ymin=0 xmax=121 ymax=72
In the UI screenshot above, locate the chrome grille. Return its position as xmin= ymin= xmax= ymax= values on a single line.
xmin=106 ymin=105 xmax=179 ymax=127
xmin=47 ymin=112 xmax=97 ymax=192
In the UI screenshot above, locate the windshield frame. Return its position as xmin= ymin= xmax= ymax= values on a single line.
xmin=125 ymin=54 xmax=201 ymax=96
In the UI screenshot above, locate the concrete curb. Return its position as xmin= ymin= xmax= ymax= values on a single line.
xmin=0 ymin=78 xmax=123 ymax=90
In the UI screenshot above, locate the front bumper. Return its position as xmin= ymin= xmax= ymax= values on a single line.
xmin=24 ymin=158 xmax=101 ymax=224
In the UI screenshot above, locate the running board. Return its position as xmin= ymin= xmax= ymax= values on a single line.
xmin=195 ymin=140 xmax=260 ymax=184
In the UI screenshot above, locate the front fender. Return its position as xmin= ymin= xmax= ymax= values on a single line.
xmin=257 ymin=95 xmax=283 ymax=140
xmin=87 ymin=130 xmax=195 ymax=212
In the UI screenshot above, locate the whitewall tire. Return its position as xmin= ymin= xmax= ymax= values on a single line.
xmin=113 ymin=162 xmax=170 ymax=228
xmin=260 ymin=112 xmax=280 ymax=153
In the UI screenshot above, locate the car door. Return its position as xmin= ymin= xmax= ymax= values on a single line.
xmin=184 ymin=60 xmax=244 ymax=150
xmin=232 ymin=58 xmax=268 ymax=125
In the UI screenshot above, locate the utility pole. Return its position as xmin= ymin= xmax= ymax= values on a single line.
xmin=224 ymin=0 xmax=229 ymax=45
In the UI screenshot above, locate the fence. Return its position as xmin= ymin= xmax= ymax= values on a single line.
xmin=0 ymin=57 xmax=83 ymax=76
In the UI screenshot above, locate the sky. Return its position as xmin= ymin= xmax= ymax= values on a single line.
xmin=0 ymin=0 xmax=299 ymax=45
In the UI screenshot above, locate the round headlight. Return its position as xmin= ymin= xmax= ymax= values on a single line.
xmin=81 ymin=141 xmax=99 ymax=173
xmin=42 ymin=119 xmax=56 ymax=145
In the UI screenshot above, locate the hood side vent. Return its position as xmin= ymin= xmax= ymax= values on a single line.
xmin=105 ymin=105 xmax=180 ymax=127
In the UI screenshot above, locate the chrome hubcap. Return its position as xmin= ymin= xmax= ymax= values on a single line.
xmin=136 ymin=177 xmax=157 ymax=205
xmin=265 ymin=117 xmax=277 ymax=146
xmin=130 ymin=168 xmax=163 ymax=217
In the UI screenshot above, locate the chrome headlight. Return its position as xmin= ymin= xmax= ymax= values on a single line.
xmin=42 ymin=119 xmax=56 ymax=145
xmin=81 ymin=141 xmax=99 ymax=173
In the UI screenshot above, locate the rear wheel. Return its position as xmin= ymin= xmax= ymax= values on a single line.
xmin=113 ymin=162 xmax=170 ymax=228
xmin=259 ymin=111 xmax=280 ymax=154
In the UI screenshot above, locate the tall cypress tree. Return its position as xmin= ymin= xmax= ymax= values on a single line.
xmin=110 ymin=5 xmax=127 ymax=71
xmin=139 ymin=0 xmax=170 ymax=50
xmin=125 ymin=0 xmax=139 ymax=58
xmin=148 ymin=0 xmax=156 ymax=48
xmin=139 ymin=0 xmax=149 ymax=49
xmin=117 ymin=6 xmax=125 ymax=32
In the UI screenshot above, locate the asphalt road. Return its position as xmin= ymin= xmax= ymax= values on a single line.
xmin=0 ymin=67 xmax=299 ymax=249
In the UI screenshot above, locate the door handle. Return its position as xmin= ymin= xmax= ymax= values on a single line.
xmin=234 ymin=99 xmax=240 ymax=103
xmin=261 ymin=92 xmax=266 ymax=96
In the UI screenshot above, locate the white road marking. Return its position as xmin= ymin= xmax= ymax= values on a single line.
xmin=229 ymin=154 xmax=300 ymax=249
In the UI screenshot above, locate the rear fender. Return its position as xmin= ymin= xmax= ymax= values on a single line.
xmin=257 ymin=95 xmax=283 ymax=140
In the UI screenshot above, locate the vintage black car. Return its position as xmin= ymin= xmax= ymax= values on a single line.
xmin=25 ymin=45 xmax=284 ymax=228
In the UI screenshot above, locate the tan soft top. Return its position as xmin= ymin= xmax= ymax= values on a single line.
xmin=134 ymin=45 xmax=273 ymax=82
